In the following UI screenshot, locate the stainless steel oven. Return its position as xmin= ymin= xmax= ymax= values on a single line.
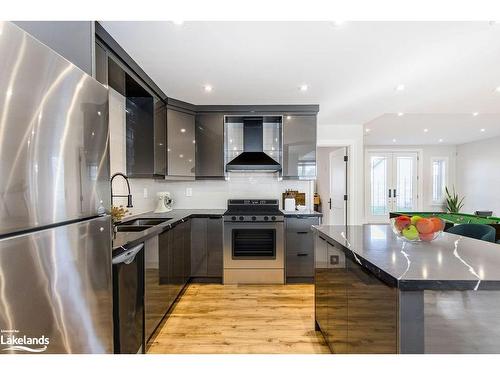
xmin=223 ymin=200 xmax=285 ymax=284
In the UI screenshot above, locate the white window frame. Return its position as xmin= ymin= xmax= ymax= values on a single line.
xmin=430 ymin=156 xmax=449 ymax=206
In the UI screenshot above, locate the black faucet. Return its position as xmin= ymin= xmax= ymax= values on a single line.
xmin=110 ymin=172 xmax=133 ymax=208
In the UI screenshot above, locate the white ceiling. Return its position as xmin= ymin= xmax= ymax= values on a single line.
xmin=364 ymin=113 xmax=500 ymax=145
xmin=101 ymin=21 xmax=500 ymax=132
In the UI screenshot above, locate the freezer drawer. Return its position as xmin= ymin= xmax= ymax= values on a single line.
xmin=0 ymin=216 xmax=113 ymax=354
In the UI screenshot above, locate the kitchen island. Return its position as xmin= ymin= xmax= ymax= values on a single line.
xmin=313 ymin=224 xmax=500 ymax=354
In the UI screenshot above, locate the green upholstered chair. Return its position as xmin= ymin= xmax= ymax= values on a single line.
xmin=445 ymin=224 xmax=496 ymax=243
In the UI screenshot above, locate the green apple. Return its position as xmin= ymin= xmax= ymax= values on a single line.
xmin=402 ymin=225 xmax=419 ymax=241
xmin=410 ymin=215 xmax=423 ymax=225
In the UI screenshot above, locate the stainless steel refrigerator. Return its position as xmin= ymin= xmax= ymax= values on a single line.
xmin=0 ymin=21 xmax=113 ymax=354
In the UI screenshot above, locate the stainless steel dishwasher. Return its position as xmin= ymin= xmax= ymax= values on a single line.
xmin=112 ymin=243 xmax=145 ymax=354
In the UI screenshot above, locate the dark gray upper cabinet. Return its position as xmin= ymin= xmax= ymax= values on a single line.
xmin=167 ymin=108 xmax=195 ymax=179
xmin=282 ymin=114 xmax=317 ymax=179
xmin=153 ymin=99 xmax=167 ymax=177
xmin=195 ymin=113 xmax=225 ymax=179
xmin=94 ymin=42 xmax=108 ymax=85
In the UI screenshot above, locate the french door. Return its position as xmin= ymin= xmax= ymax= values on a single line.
xmin=366 ymin=152 xmax=419 ymax=223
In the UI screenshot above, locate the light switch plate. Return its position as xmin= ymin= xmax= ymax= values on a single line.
xmin=143 ymin=188 xmax=148 ymax=198
xmin=185 ymin=187 xmax=192 ymax=197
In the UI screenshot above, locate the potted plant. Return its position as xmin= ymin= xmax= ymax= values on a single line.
xmin=445 ymin=186 xmax=464 ymax=213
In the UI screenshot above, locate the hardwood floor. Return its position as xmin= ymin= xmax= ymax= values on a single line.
xmin=147 ymin=283 xmax=330 ymax=354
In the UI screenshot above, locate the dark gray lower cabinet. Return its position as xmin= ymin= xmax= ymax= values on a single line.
xmin=145 ymin=221 xmax=192 ymax=344
xmin=314 ymin=235 xmax=398 ymax=354
xmin=190 ymin=217 xmax=223 ymax=279
xmin=285 ymin=216 xmax=320 ymax=281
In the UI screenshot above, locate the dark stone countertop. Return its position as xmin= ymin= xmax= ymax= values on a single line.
xmin=281 ymin=210 xmax=323 ymax=217
xmin=312 ymin=224 xmax=500 ymax=291
xmin=112 ymin=209 xmax=225 ymax=251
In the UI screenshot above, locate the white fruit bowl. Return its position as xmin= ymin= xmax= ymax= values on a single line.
xmin=390 ymin=216 xmax=444 ymax=243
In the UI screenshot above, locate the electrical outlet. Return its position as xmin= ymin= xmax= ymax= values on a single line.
xmin=185 ymin=187 xmax=192 ymax=197
xmin=143 ymin=188 xmax=148 ymax=198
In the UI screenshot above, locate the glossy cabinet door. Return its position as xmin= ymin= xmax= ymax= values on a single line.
xmin=206 ymin=217 xmax=223 ymax=277
xmin=285 ymin=216 xmax=319 ymax=278
xmin=95 ymin=41 xmax=108 ymax=85
xmin=154 ymin=99 xmax=167 ymax=177
xmin=182 ymin=221 xmax=192 ymax=284
xmin=126 ymin=96 xmax=155 ymax=177
xmin=145 ymin=233 xmax=174 ymax=342
xmin=345 ymin=258 xmax=398 ymax=354
xmin=195 ymin=113 xmax=225 ymax=179
xmin=190 ymin=218 xmax=208 ymax=277
xmin=167 ymin=108 xmax=195 ymax=178
xmin=282 ymin=114 xmax=317 ymax=179
xmin=171 ymin=224 xmax=185 ymax=298
xmin=314 ymin=236 xmax=329 ymax=335
xmin=190 ymin=217 xmax=223 ymax=278
xmin=325 ymin=242 xmax=348 ymax=353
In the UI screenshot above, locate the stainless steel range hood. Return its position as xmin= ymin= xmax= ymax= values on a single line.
xmin=226 ymin=117 xmax=282 ymax=172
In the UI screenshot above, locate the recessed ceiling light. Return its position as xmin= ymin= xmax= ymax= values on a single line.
xmin=397 ymin=112 xmax=404 ymax=117
xmin=481 ymin=128 xmax=486 ymax=132
xmin=365 ymin=128 xmax=371 ymax=133
xmin=180 ymin=128 xmax=186 ymax=133
xmin=179 ymin=154 xmax=184 ymax=158
xmin=286 ymin=115 xmax=292 ymax=120
xmin=423 ymin=128 xmax=429 ymax=133
xmin=395 ymin=84 xmax=405 ymax=92
xmin=203 ymin=84 xmax=213 ymax=92
xmin=472 ymin=112 xmax=479 ymax=116
xmin=438 ymin=139 xmax=443 ymax=143
xmin=495 ymin=86 xmax=500 ymax=93
xmin=392 ymin=138 xmax=396 ymax=143
xmin=331 ymin=21 xmax=346 ymax=27
xmin=299 ymin=84 xmax=308 ymax=92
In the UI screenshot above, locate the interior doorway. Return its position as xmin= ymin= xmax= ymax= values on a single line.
xmin=316 ymin=146 xmax=349 ymax=225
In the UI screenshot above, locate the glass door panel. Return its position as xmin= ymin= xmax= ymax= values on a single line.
xmin=366 ymin=152 xmax=419 ymax=223
xmin=394 ymin=154 xmax=418 ymax=212
xmin=367 ymin=153 xmax=392 ymax=223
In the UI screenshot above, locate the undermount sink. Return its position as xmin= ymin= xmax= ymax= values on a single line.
xmin=120 ymin=218 xmax=172 ymax=226
xmin=115 ymin=225 xmax=153 ymax=232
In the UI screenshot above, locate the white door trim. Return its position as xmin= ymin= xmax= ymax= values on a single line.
xmin=318 ymin=138 xmax=362 ymax=225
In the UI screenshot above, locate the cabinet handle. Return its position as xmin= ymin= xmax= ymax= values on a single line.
xmin=297 ymin=231 xmax=308 ymax=234
xmin=297 ymin=253 xmax=308 ymax=257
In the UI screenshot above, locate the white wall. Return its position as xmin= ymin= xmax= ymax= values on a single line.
xmin=317 ymin=124 xmax=364 ymax=224
xmin=364 ymin=145 xmax=457 ymax=212
xmin=456 ymin=136 xmax=500 ymax=216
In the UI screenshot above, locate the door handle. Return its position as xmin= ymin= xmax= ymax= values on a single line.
xmin=296 ymin=231 xmax=309 ymax=234
xmin=388 ymin=189 xmax=392 ymax=198
xmin=297 ymin=253 xmax=308 ymax=257
xmin=328 ymin=198 xmax=332 ymax=209
xmin=393 ymin=189 xmax=397 ymax=197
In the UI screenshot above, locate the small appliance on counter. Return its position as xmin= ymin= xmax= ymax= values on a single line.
xmin=284 ymin=197 xmax=296 ymax=212
xmin=154 ymin=192 xmax=173 ymax=213
xmin=282 ymin=189 xmax=305 ymax=211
